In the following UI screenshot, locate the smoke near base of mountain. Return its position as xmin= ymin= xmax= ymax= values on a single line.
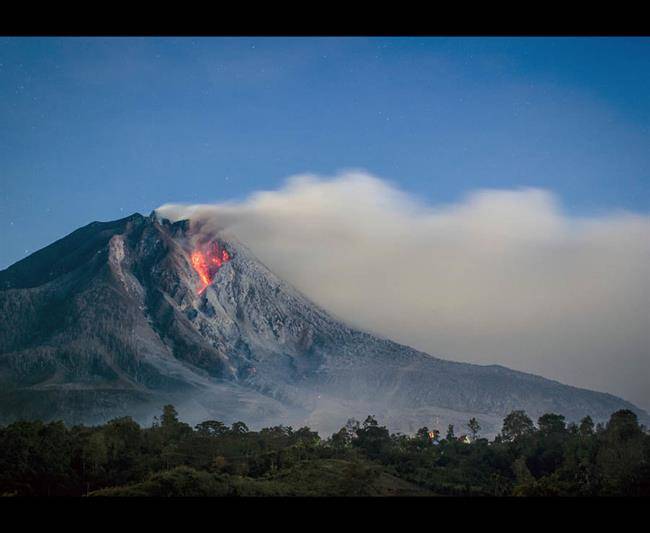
xmin=157 ymin=172 xmax=650 ymax=412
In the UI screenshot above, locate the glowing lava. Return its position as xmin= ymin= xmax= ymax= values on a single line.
xmin=190 ymin=242 xmax=232 ymax=294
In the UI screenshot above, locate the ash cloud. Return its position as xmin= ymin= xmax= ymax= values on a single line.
xmin=157 ymin=172 xmax=650 ymax=411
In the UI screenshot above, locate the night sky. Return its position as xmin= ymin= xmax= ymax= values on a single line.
xmin=1 ymin=37 xmax=649 ymax=269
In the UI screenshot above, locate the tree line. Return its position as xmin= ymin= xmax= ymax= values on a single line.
xmin=0 ymin=406 xmax=648 ymax=496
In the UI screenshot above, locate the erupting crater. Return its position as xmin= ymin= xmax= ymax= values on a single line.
xmin=189 ymin=241 xmax=231 ymax=294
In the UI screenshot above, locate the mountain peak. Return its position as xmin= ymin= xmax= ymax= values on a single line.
xmin=0 ymin=213 xmax=646 ymax=433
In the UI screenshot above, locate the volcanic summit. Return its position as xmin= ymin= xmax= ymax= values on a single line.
xmin=0 ymin=212 xmax=645 ymax=435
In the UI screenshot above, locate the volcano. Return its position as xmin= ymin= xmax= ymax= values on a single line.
xmin=0 ymin=213 xmax=645 ymax=435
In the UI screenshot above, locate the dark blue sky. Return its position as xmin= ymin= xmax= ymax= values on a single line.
xmin=1 ymin=37 xmax=649 ymax=268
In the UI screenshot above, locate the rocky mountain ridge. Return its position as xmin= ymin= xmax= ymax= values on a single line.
xmin=0 ymin=212 xmax=645 ymax=435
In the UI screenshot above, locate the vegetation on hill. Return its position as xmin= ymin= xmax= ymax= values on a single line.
xmin=0 ymin=406 xmax=648 ymax=497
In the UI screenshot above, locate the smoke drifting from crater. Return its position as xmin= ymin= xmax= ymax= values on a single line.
xmin=157 ymin=172 xmax=650 ymax=411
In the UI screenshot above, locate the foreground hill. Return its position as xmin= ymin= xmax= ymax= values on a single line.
xmin=0 ymin=407 xmax=647 ymax=497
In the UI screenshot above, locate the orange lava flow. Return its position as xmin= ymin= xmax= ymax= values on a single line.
xmin=190 ymin=242 xmax=231 ymax=294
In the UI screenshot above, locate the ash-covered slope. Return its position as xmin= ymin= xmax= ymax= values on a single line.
xmin=0 ymin=213 xmax=645 ymax=434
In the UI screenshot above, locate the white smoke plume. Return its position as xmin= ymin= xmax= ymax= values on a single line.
xmin=156 ymin=172 xmax=650 ymax=411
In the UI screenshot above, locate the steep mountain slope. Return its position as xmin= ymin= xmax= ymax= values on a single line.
xmin=0 ymin=213 xmax=645 ymax=434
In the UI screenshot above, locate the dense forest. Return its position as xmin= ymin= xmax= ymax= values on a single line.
xmin=0 ymin=406 xmax=648 ymax=497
